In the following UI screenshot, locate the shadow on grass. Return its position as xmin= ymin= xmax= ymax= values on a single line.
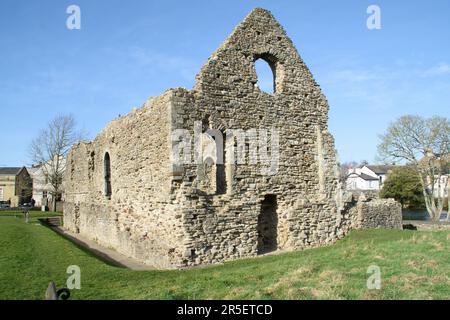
xmin=38 ymin=219 xmax=128 ymax=269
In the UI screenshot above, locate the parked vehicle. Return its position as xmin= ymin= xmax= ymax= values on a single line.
xmin=0 ymin=201 xmax=10 ymax=209
xmin=19 ymin=203 xmax=33 ymax=210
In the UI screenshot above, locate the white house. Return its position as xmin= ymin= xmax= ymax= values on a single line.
xmin=27 ymin=164 xmax=49 ymax=208
xmin=363 ymin=165 xmax=396 ymax=185
xmin=431 ymin=175 xmax=449 ymax=198
xmin=346 ymin=172 xmax=380 ymax=191
xmin=27 ymin=157 xmax=66 ymax=209
xmin=346 ymin=165 xmax=396 ymax=191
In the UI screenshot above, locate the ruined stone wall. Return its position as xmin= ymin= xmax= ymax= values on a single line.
xmin=64 ymin=8 xmax=402 ymax=269
xmin=169 ymin=9 xmax=348 ymax=267
xmin=64 ymin=91 xmax=189 ymax=268
xmin=350 ymin=198 xmax=402 ymax=230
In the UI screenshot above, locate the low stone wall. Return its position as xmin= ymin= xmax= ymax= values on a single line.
xmin=350 ymin=198 xmax=402 ymax=230
xmin=403 ymin=220 xmax=450 ymax=231
xmin=348 ymin=190 xmax=380 ymax=200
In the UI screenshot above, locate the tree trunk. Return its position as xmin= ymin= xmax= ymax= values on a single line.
xmin=52 ymin=196 xmax=57 ymax=213
xmin=447 ymin=177 xmax=450 ymax=221
xmin=423 ymin=192 xmax=444 ymax=221
xmin=447 ymin=198 xmax=450 ymax=221
xmin=419 ymin=173 xmax=444 ymax=221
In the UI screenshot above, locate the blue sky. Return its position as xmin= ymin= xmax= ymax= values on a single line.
xmin=0 ymin=0 xmax=449 ymax=166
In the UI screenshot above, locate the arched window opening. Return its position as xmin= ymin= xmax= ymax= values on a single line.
xmin=202 ymin=115 xmax=210 ymax=133
xmin=255 ymin=57 xmax=276 ymax=94
xmin=104 ymin=152 xmax=112 ymax=199
xmin=216 ymin=129 xmax=227 ymax=195
xmin=202 ymin=127 xmax=228 ymax=195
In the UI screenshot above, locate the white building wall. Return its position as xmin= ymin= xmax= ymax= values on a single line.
xmin=346 ymin=176 xmax=380 ymax=191
xmin=433 ymin=175 xmax=449 ymax=198
xmin=28 ymin=159 xmax=65 ymax=208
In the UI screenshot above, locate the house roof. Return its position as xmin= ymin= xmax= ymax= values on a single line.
xmin=26 ymin=167 xmax=40 ymax=175
xmin=0 ymin=167 xmax=23 ymax=175
xmin=365 ymin=165 xmax=396 ymax=175
xmin=359 ymin=173 xmax=380 ymax=181
xmin=347 ymin=172 xmax=379 ymax=181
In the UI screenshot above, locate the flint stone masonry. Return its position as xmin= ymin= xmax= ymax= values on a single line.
xmin=350 ymin=197 xmax=402 ymax=230
xmin=64 ymin=8 xmax=401 ymax=269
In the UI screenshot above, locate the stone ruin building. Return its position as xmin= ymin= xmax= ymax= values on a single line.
xmin=64 ymin=8 xmax=401 ymax=269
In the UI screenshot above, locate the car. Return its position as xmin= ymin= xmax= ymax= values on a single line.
xmin=19 ymin=203 xmax=33 ymax=210
xmin=0 ymin=201 xmax=10 ymax=209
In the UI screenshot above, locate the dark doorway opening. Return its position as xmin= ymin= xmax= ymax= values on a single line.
xmin=257 ymin=194 xmax=278 ymax=254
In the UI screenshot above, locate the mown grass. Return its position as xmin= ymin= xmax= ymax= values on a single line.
xmin=0 ymin=213 xmax=448 ymax=300
xmin=0 ymin=210 xmax=62 ymax=218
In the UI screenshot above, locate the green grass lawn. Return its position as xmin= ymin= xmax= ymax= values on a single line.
xmin=0 ymin=213 xmax=449 ymax=300
xmin=0 ymin=210 xmax=62 ymax=219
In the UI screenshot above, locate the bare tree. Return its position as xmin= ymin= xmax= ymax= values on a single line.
xmin=360 ymin=159 xmax=369 ymax=166
xmin=338 ymin=160 xmax=370 ymax=184
xmin=29 ymin=114 xmax=85 ymax=211
xmin=447 ymin=176 xmax=450 ymax=220
xmin=378 ymin=115 xmax=450 ymax=221
xmin=338 ymin=161 xmax=359 ymax=183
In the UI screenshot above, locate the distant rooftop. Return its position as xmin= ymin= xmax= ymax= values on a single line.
xmin=359 ymin=173 xmax=380 ymax=181
xmin=0 ymin=167 xmax=23 ymax=175
xmin=365 ymin=165 xmax=396 ymax=175
xmin=348 ymin=172 xmax=380 ymax=181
